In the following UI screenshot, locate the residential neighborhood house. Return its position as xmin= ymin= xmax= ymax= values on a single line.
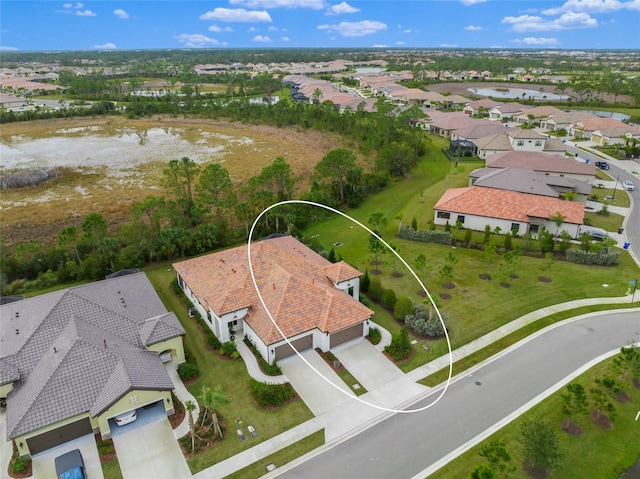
xmin=173 ymin=235 xmax=373 ymax=365
xmin=0 ymin=273 xmax=186 ymax=457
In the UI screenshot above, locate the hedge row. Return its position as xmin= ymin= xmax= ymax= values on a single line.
xmin=565 ymin=249 xmax=620 ymax=265
xmin=398 ymin=225 xmax=453 ymax=246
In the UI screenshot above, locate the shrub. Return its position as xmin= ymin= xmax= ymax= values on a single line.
xmin=361 ymin=269 xmax=371 ymax=293
xmin=464 ymin=229 xmax=473 ymax=246
xmin=11 ymin=456 xmax=29 ymax=474
xmin=220 ymin=341 xmax=238 ymax=357
xmin=504 ymin=231 xmax=512 ymax=250
xmin=177 ymin=362 xmax=199 ymax=381
xmin=411 ymin=217 xmax=418 ymax=230
xmin=405 ymin=304 xmax=448 ymax=337
xmin=250 ymin=379 xmax=296 ymax=408
xmin=565 ymin=249 xmax=620 ymax=265
xmin=394 ymin=296 xmax=413 ymax=321
xmin=381 ymin=288 xmax=397 ymax=311
xmin=385 ymin=327 xmax=412 ymax=361
xmin=368 ymin=277 xmax=383 ymax=302
xmin=207 ymin=332 xmax=222 ymax=350
xmin=398 ymin=225 xmax=452 ymax=246
xmin=368 ymin=326 xmax=382 ymax=345
xmin=359 ymin=295 xmax=371 ymax=307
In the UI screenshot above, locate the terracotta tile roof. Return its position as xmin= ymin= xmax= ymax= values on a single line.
xmin=574 ymin=117 xmax=628 ymax=131
xmin=486 ymin=150 xmax=596 ymax=176
xmin=173 ymin=236 xmax=372 ymax=346
xmin=434 ymin=187 xmax=585 ymax=224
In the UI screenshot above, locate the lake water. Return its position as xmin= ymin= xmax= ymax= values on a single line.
xmin=565 ymin=109 xmax=631 ymax=122
xmin=467 ymin=87 xmax=567 ymax=100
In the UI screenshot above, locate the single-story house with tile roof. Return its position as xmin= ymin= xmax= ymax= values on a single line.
xmin=173 ymin=236 xmax=373 ymax=364
xmin=429 ymin=115 xmax=494 ymax=139
xmin=569 ymin=117 xmax=629 ymax=139
xmin=0 ymin=273 xmax=185 ymax=457
xmin=513 ymin=105 xmax=565 ymax=125
xmin=434 ymin=186 xmax=585 ymax=237
xmin=473 ymin=130 xmax=568 ymax=159
xmin=462 ymin=99 xmax=503 ymax=117
xmin=485 ymin=150 xmax=596 ymax=183
xmin=590 ymin=125 xmax=640 ymax=147
xmin=469 ymin=167 xmax=592 ymax=202
xmin=539 ymin=110 xmax=596 ymax=132
xmin=489 ymin=102 xmax=530 ymax=120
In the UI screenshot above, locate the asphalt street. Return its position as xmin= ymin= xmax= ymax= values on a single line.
xmin=277 ymin=311 xmax=640 ymax=479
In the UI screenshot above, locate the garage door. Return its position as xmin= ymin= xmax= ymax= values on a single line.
xmin=330 ymin=323 xmax=363 ymax=348
xmin=27 ymin=417 xmax=92 ymax=455
xmin=274 ymin=334 xmax=313 ymax=360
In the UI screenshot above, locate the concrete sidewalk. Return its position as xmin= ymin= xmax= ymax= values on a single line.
xmin=236 ymin=339 xmax=288 ymax=384
xmin=165 ymin=360 xmax=200 ymax=439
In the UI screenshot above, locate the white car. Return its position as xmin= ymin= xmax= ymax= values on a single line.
xmin=114 ymin=410 xmax=137 ymax=426
xmin=622 ymin=180 xmax=635 ymax=191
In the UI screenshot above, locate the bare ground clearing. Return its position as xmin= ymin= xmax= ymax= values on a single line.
xmin=0 ymin=116 xmax=349 ymax=246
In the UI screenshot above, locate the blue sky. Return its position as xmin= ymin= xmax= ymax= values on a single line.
xmin=1 ymin=0 xmax=639 ymax=52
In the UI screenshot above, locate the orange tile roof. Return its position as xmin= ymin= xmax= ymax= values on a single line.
xmin=173 ymin=236 xmax=372 ymax=346
xmin=434 ymin=187 xmax=585 ymax=224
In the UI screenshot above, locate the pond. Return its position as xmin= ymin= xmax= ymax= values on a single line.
xmin=467 ymin=87 xmax=568 ymax=100
xmin=565 ymin=109 xmax=631 ymax=122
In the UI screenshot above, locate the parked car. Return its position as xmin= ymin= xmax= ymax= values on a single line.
xmin=584 ymin=229 xmax=609 ymax=241
xmin=114 ymin=409 xmax=137 ymax=426
xmin=55 ymin=449 xmax=86 ymax=479
xmin=623 ymin=180 xmax=635 ymax=191
xmin=595 ymin=161 xmax=609 ymax=170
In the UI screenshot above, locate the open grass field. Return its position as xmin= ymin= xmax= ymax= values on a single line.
xmin=429 ymin=356 xmax=640 ymax=479
xmin=144 ymin=263 xmax=315 ymax=474
xmin=301 ymin=155 xmax=640 ymax=371
xmin=0 ymin=116 xmax=350 ymax=247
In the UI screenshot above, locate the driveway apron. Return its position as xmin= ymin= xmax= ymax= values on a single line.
xmin=31 ymin=433 xmax=104 ymax=479
xmin=279 ymin=349 xmax=354 ymax=416
xmin=332 ymin=339 xmax=404 ymax=390
xmin=111 ymin=412 xmax=191 ymax=479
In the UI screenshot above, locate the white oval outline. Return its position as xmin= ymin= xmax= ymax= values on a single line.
xmin=247 ymin=199 xmax=453 ymax=413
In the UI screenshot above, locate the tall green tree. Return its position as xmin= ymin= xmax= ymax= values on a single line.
xmin=517 ymin=420 xmax=563 ymax=472
xmin=58 ymin=225 xmax=81 ymax=263
xmin=163 ymin=157 xmax=200 ymax=223
xmin=81 ymin=213 xmax=108 ymax=251
xmin=197 ymin=163 xmax=235 ymax=223
xmin=314 ymin=148 xmax=358 ymax=205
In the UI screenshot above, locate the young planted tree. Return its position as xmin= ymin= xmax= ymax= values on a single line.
xmin=540 ymin=252 xmax=554 ymax=282
xmin=198 ymin=386 xmax=229 ymax=438
xmin=440 ymin=252 xmax=458 ymax=289
xmin=368 ymin=233 xmax=386 ymax=273
xmin=413 ymin=253 xmax=432 ymax=295
xmin=478 ymin=440 xmax=514 ymax=476
xmin=560 ymin=383 xmax=588 ymax=431
xmin=468 ymin=464 xmax=497 ymax=479
xmin=185 ymin=399 xmax=197 ymax=452
xmin=517 ymin=420 xmax=563 ymax=473
xmin=481 ymin=239 xmax=497 ymax=280
xmin=613 ymin=342 xmax=640 ymax=384
xmin=368 ymin=212 xmax=388 ymax=232
xmin=589 ymin=387 xmax=617 ymax=423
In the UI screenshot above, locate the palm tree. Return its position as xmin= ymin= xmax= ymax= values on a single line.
xmin=198 ymin=386 xmax=229 ymax=438
xmin=185 ymin=400 xmax=197 ymax=452
xmin=549 ymin=212 xmax=566 ymax=239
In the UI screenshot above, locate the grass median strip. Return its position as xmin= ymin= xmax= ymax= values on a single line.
xmin=420 ymin=302 xmax=638 ymax=387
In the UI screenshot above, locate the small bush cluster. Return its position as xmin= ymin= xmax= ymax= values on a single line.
xmin=249 ymin=379 xmax=296 ymax=408
xmin=220 ymin=341 xmax=240 ymax=359
xmin=11 ymin=455 xmax=30 ymax=474
xmin=398 ymin=225 xmax=453 ymax=246
xmin=177 ymin=362 xmax=199 ymax=381
xmin=384 ymin=327 xmax=412 ymax=361
xmin=368 ymin=326 xmax=382 ymax=345
xmin=404 ymin=304 xmax=448 ymax=337
xmin=244 ymin=339 xmax=282 ymax=375
xmin=565 ymin=249 xmax=620 ymax=265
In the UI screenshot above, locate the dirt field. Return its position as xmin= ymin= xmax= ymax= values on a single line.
xmin=0 ymin=116 xmax=349 ymax=246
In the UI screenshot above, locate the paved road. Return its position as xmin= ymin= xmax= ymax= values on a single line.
xmin=276 ymin=310 xmax=640 ymax=479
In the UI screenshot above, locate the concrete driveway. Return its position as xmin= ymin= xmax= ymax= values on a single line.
xmin=332 ymin=339 xmax=403 ymax=390
xmin=111 ymin=403 xmax=191 ymax=479
xmin=279 ymin=349 xmax=354 ymax=416
xmin=31 ymin=433 xmax=104 ymax=479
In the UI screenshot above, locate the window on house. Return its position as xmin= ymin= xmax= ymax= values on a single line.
xmin=457 ymin=215 xmax=465 ymax=224
xmin=511 ymin=223 xmax=520 ymax=232
xmin=530 ymin=224 xmax=539 ymax=234
xmin=535 ymin=140 xmax=543 ymax=147
xmin=517 ymin=140 xmax=524 ymax=146
xmin=437 ymin=211 xmax=451 ymax=219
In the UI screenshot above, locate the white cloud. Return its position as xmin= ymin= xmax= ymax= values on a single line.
xmin=502 ymin=12 xmax=598 ymax=31
xmin=460 ymin=0 xmax=488 ymax=5
xmin=230 ymin=0 xmax=325 ymax=9
xmin=512 ymin=37 xmax=559 ymax=45
xmin=0 ymin=46 xmax=19 ymax=51
xmin=465 ymin=25 xmax=483 ymax=31
xmin=209 ymin=25 xmax=234 ymax=32
xmin=175 ymin=33 xmax=220 ymax=47
xmin=76 ymin=10 xmax=96 ymax=16
xmin=199 ymin=8 xmax=272 ymax=23
xmin=63 ymin=2 xmax=84 ymax=8
xmin=92 ymin=42 xmax=117 ymax=49
xmin=396 ymin=41 xmax=405 ymax=45
xmin=402 ymin=28 xmax=412 ymax=33
xmin=326 ymin=1 xmax=360 ymax=15
xmin=282 ymin=36 xmax=290 ymax=41
xmin=317 ymin=20 xmax=387 ymax=37
xmin=542 ymin=0 xmax=640 ymax=15
xmin=441 ymin=43 xmax=459 ymax=47
xmin=249 ymin=26 xmax=258 ymax=32
xmin=253 ymin=35 xmax=272 ymax=42
xmin=268 ymin=26 xmax=279 ymax=31
xmin=372 ymin=44 xmax=388 ymax=48
xmin=61 ymin=2 xmax=94 ymax=16
xmin=113 ymin=9 xmax=129 ymax=19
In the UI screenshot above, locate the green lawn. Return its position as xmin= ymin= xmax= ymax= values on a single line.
xmin=584 ymin=211 xmax=624 ymax=232
xmin=101 ymin=459 xmax=123 ymax=479
xmin=144 ymin=264 xmax=314 ymax=474
xmin=302 ymin=156 xmax=640 ymax=372
xmin=590 ymin=186 xmax=631 ymax=208
xmin=429 ymin=357 xmax=640 ymax=479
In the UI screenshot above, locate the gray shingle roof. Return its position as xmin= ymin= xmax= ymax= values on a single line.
xmin=472 ymin=168 xmax=592 ymax=197
xmin=1 ymin=273 xmax=183 ymax=440
xmin=0 ymin=359 xmax=20 ymax=386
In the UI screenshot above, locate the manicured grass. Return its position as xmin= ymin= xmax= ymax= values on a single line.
xmin=101 ymin=459 xmax=124 ymax=479
xmin=144 ymin=263 xmax=314 ymax=474
xmin=303 ymin=157 xmax=640 ymax=373
xmin=336 ymin=366 xmax=368 ymax=396
xmin=429 ymin=357 xmax=640 ymax=479
xmin=225 ymin=429 xmax=324 ymax=479
xmin=590 ymin=186 xmax=631 ymax=208
xmin=420 ymin=302 xmax=638 ymax=387
xmin=584 ymin=211 xmax=624 ymax=232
